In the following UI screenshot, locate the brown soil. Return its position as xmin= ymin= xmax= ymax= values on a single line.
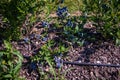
xmin=0 ymin=13 xmax=120 ymax=80
xmin=11 ymin=25 xmax=120 ymax=80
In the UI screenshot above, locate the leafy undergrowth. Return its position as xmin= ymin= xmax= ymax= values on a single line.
xmin=0 ymin=0 xmax=120 ymax=80
xmin=1 ymin=19 xmax=119 ymax=80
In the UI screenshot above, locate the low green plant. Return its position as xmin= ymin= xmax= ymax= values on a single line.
xmin=0 ymin=0 xmax=55 ymax=40
xmin=82 ymin=0 xmax=120 ymax=44
xmin=0 ymin=40 xmax=23 ymax=80
xmin=31 ymin=40 xmax=68 ymax=80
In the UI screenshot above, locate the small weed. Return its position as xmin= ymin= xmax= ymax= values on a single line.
xmin=0 ymin=40 xmax=23 ymax=80
xmin=30 ymin=40 xmax=68 ymax=80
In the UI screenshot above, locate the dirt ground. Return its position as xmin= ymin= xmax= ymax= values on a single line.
xmin=0 ymin=15 xmax=120 ymax=80
xmin=13 ymin=26 xmax=120 ymax=80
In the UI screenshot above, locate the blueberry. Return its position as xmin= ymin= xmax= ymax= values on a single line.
xmin=56 ymin=6 xmax=68 ymax=18
xmin=23 ymin=37 xmax=30 ymax=43
xmin=54 ymin=54 xmax=63 ymax=68
xmin=62 ymin=7 xmax=67 ymax=12
xmin=35 ymin=34 xmax=41 ymax=39
xmin=66 ymin=20 xmax=73 ymax=27
xmin=29 ymin=34 xmax=35 ymax=39
xmin=54 ymin=56 xmax=61 ymax=68
xmin=102 ymin=4 xmax=110 ymax=12
xmin=41 ymin=21 xmax=49 ymax=27
xmin=56 ymin=11 xmax=62 ymax=17
xmin=29 ymin=62 xmax=37 ymax=70
xmin=56 ymin=60 xmax=61 ymax=68
xmin=42 ymin=37 xmax=48 ymax=41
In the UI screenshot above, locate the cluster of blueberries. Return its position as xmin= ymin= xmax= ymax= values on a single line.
xmin=66 ymin=19 xmax=74 ymax=27
xmin=23 ymin=21 xmax=50 ymax=43
xmin=22 ymin=21 xmax=51 ymax=72
xmin=54 ymin=54 xmax=63 ymax=68
xmin=41 ymin=21 xmax=49 ymax=28
xmin=23 ymin=34 xmax=48 ymax=43
xmin=28 ymin=61 xmax=37 ymax=73
xmin=56 ymin=6 xmax=69 ymax=18
xmin=40 ymin=6 xmax=73 ymax=28
xmin=57 ymin=6 xmax=75 ymax=28
xmin=56 ymin=0 xmax=67 ymax=18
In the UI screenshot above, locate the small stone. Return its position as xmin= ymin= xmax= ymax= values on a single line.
xmin=45 ymin=67 xmax=49 ymax=72
xmin=83 ymin=22 xmax=95 ymax=29
xmin=36 ymin=41 xmax=39 ymax=45
xmin=32 ymin=28 xmax=38 ymax=32
xmin=90 ymin=72 xmax=94 ymax=77
xmin=78 ymin=60 xmax=82 ymax=63
xmin=96 ymin=61 xmax=101 ymax=64
xmin=64 ymin=65 xmax=68 ymax=69
xmin=108 ymin=62 xmax=111 ymax=64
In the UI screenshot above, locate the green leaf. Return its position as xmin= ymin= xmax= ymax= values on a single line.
xmin=13 ymin=63 xmax=22 ymax=75
xmin=4 ymin=40 xmax=12 ymax=50
xmin=116 ymin=38 xmax=120 ymax=46
xmin=3 ymin=74 xmax=12 ymax=78
xmin=17 ymin=7 xmax=25 ymax=14
xmin=46 ymin=59 xmax=56 ymax=80
xmin=117 ymin=31 xmax=120 ymax=39
xmin=0 ymin=52 xmax=4 ymax=57
xmin=75 ymin=26 xmax=79 ymax=32
xmin=12 ymin=50 xmax=23 ymax=61
xmin=60 ymin=46 xmax=65 ymax=52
